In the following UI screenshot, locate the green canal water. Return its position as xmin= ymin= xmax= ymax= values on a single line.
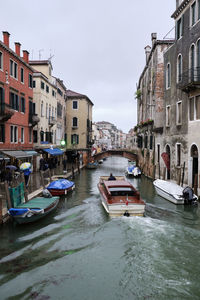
xmin=1 ymin=157 xmax=200 ymax=300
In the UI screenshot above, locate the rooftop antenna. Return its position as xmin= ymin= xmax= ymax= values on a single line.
xmin=163 ymin=26 xmax=175 ymax=40
xmin=39 ymin=49 xmax=44 ymax=60
xmin=48 ymin=49 xmax=54 ymax=62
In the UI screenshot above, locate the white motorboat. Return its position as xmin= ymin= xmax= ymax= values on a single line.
xmin=98 ymin=176 xmax=145 ymax=217
xmin=153 ymin=179 xmax=198 ymax=205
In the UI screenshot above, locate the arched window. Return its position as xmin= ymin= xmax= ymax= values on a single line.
xmin=72 ymin=117 xmax=78 ymax=127
xmin=190 ymin=44 xmax=195 ymax=80
xmin=166 ymin=63 xmax=171 ymax=89
xmin=41 ymin=101 xmax=44 ymax=117
xmin=177 ymin=54 xmax=182 ymax=82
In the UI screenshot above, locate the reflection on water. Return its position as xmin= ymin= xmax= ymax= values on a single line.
xmin=1 ymin=157 xmax=200 ymax=299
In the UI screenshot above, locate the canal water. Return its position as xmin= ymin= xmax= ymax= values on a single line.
xmin=1 ymin=157 xmax=200 ymax=300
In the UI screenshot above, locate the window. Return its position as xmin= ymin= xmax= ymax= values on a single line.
xmin=198 ymin=0 xmax=200 ymax=19
xmin=176 ymin=144 xmax=181 ymax=167
xmin=29 ymin=74 xmax=33 ymax=88
xmin=10 ymin=126 xmax=18 ymax=143
xmin=166 ymin=105 xmax=171 ymax=126
xmin=21 ymin=68 xmax=24 ymax=83
xmin=52 ymin=90 xmax=55 ymax=97
xmin=21 ymin=97 xmax=25 ymax=113
xmin=21 ymin=127 xmax=24 ymax=143
xmin=46 ymin=103 xmax=48 ymax=118
xmin=157 ymin=144 xmax=160 ymax=163
xmin=71 ymin=134 xmax=79 ymax=145
xmin=150 ymin=135 xmax=153 ymax=150
xmin=177 ymin=54 xmax=182 ymax=82
xmin=46 ymin=85 xmax=49 ymax=93
xmin=0 ymin=52 xmax=3 ymax=70
xmin=0 ymin=125 xmax=5 ymax=142
xmin=196 ymin=95 xmax=200 ymax=119
xmin=41 ymin=101 xmax=44 ymax=117
xmin=41 ymin=81 xmax=45 ymax=89
xmin=10 ymin=92 xmax=19 ymax=111
xmin=72 ymin=117 xmax=78 ymax=127
xmin=190 ymin=45 xmax=195 ymax=81
xmin=191 ymin=1 xmax=197 ymax=26
xmin=144 ymin=135 xmax=148 ymax=148
xmin=40 ymin=130 xmax=44 ymax=142
xmin=10 ymin=60 xmax=18 ymax=79
xmin=33 ymin=130 xmax=37 ymax=143
xmin=189 ymin=97 xmax=195 ymax=120
xmin=29 ymin=127 xmax=32 ymax=143
xmin=166 ymin=63 xmax=171 ymax=89
xmin=176 ymin=101 xmax=182 ymax=125
xmin=33 ymin=80 xmax=36 ymax=88
xmin=73 ymin=100 xmax=78 ymax=109
xmin=197 ymin=39 xmax=200 ymax=80
xmin=0 ymin=87 xmax=5 ymax=105
xmin=176 ymin=17 xmax=183 ymax=40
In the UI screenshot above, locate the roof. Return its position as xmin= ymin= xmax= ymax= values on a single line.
xmin=104 ymin=180 xmax=133 ymax=189
xmin=66 ymin=89 xmax=94 ymax=106
xmin=171 ymin=0 xmax=190 ymax=19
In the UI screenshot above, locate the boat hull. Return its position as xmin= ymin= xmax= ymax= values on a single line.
xmin=48 ymin=185 xmax=75 ymax=196
xmin=11 ymin=197 xmax=59 ymax=224
xmin=154 ymin=184 xmax=184 ymax=204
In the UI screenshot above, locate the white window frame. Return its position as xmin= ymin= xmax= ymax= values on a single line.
xmin=10 ymin=125 xmax=14 ymax=143
xmin=176 ymin=101 xmax=182 ymax=125
xmin=0 ymin=51 xmax=3 ymax=71
xmin=177 ymin=54 xmax=182 ymax=83
xmin=166 ymin=105 xmax=171 ymax=127
xmin=41 ymin=101 xmax=44 ymax=117
xmin=10 ymin=59 xmax=18 ymax=79
xmin=176 ymin=17 xmax=183 ymax=40
xmin=14 ymin=126 xmax=18 ymax=143
xmin=190 ymin=1 xmax=197 ymax=27
xmin=21 ymin=67 xmax=24 ymax=84
xmin=166 ymin=63 xmax=171 ymax=89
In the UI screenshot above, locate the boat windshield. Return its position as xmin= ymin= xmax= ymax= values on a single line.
xmin=109 ymin=187 xmax=135 ymax=196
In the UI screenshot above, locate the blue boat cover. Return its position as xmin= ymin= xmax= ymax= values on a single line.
xmin=9 ymin=208 xmax=29 ymax=216
xmin=43 ymin=148 xmax=64 ymax=155
xmin=47 ymin=179 xmax=74 ymax=190
xmin=128 ymin=166 xmax=135 ymax=172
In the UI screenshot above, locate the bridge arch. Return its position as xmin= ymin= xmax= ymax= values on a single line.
xmin=93 ymin=149 xmax=138 ymax=163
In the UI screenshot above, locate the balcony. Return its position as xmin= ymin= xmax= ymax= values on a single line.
xmin=49 ymin=116 xmax=56 ymax=126
xmin=178 ymin=68 xmax=200 ymax=92
xmin=0 ymin=103 xmax=15 ymax=121
xmin=29 ymin=113 xmax=40 ymax=126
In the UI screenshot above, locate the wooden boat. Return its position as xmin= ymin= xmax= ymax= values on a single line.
xmin=8 ymin=196 xmax=59 ymax=224
xmin=86 ymin=161 xmax=98 ymax=169
xmin=47 ymin=179 xmax=75 ymax=196
xmin=97 ymin=176 xmax=145 ymax=217
xmin=153 ymin=179 xmax=198 ymax=205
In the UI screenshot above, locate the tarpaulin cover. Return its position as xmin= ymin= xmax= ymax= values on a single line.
xmin=43 ymin=148 xmax=64 ymax=155
xmin=47 ymin=179 xmax=74 ymax=190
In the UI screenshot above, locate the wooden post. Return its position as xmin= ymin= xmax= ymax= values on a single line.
xmin=158 ymin=162 xmax=160 ymax=179
xmin=21 ymin=173 xmax=28 ymax=203
xmin=4 ymin=181 xmax=12 ymax=209
xmin=177 ymin=168 xmax=181 ymax=186
xmin=194 ymin=174 xmax=198 ymax=195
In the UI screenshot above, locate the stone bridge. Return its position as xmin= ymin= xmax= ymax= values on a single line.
xmin=93 ymin=149 xmax=138 ymax=163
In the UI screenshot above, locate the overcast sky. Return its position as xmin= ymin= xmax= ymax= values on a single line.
xmin=1 ymin=0 xmax=175 ymax=133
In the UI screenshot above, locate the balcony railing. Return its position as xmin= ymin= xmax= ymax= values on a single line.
xmin=29 ymin=113 xmax=40 ymax=126
xmin=49 ymin=116 xmax=56 ymax=126
xmin=178 ymin=67 xmax=200 ymax=92
xmin=0 ymin=102 xmax=15 ymax=121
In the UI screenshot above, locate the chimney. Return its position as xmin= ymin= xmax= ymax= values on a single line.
xmin=3 ymin=31 xmax=10 ymax=48
xmin=15 ymin=42 xmax=21 ymax=57
xmin=144 ymin=45 xmax=151 ymax=63
xmin=151 ymin=33 xmax=157 ymax=46
xmin=23 ymin=50 xmax=29 ymax=63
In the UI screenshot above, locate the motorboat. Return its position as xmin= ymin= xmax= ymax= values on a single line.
xmin=153 ymin=179 xmax=198 ymax=205
xmin=97 ymin=176 xmax=145 ymax=217
xmin=86 ymin=161 xmax=98 ymax=169
xmin=125 ymin=165 xmax=141 ymax=177
xmin=47 ymin=179 xmax=75 ymax=196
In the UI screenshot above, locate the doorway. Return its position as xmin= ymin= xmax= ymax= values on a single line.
xmin=191 ymin=145 xmax=198 ymax=188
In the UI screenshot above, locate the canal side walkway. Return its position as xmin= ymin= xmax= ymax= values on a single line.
xmin=0 ymin=163 xmax=85 ymax=224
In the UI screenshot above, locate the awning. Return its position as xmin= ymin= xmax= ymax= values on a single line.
xmin=25 ymin=150 xmax=39 ymax=156
xmin=43 ymin=148 xmax=64 ymax=156
xmin=0 ymin=154 xmax=10 ymax=161
xmin=1 ymin=150 xmax=32 ymax=159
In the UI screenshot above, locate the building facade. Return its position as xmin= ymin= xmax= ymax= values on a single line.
xmin=0 ymin=31 xmax=36 ymax=162
xmin=66 ymin=90 xmax=93 ymax=149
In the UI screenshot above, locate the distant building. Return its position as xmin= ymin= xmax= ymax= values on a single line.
xmin=66 ymin=90 xmax=93 ymax=149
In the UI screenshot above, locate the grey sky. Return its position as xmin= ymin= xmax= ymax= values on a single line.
xmin=1 ymin=0 xmax=175 ymax=133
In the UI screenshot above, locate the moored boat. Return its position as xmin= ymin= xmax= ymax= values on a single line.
xmin=97 ymin=176 xmax=145 ymax=217
xmin=153 ymin=179 xmax=198 ymax=205
xmin=47 ymin=179 xmax=75 ymax=196
xmin=8 ymin=196 xmax=59 ymax=224
xmin=125 ymin=165 xmax=141 ymax=177
xmin=86 ymin=161 xmax=98 ymax=169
